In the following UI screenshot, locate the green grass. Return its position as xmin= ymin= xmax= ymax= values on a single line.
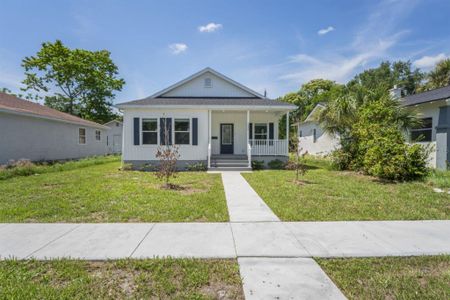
xmin=317 ymin=256 xmax=450 ymax=300
xmin=0 ymin=155 xmax=120 ymax=180
xmin=0 ymin=162 xmax=228 ymax=222
xmin=243 ymin=159 xmax=449 ymax=221
xmin=427 ymin=169 xmax=450 ymax=189
xmin=0 ymin=258 xmax=244 ymax=299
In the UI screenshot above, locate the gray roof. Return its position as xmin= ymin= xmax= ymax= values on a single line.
xmin=402 ymin=85 xmax=450 ymax=106
xmin=117 ymin=97 xmax=296 ymax=108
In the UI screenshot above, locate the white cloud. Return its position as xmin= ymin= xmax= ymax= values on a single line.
xmin=198 ymin=22 xmax=223 ymax=33
xmin=317 ymin=26 xmax=335 ymax=36
xmin=169 ymin=43 xmax=188 ymax=55
xmin=413 ymin=53 xmax=448 ymax=68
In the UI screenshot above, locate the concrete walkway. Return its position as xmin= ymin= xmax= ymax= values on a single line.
xmin=221 ymin=172 xmax=279 ymax=222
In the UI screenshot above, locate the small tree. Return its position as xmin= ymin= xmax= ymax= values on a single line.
xmin=154 ymin=127 xmax=180 ymax=188
xmin=289 ymin=135 xmax=308 ymax=182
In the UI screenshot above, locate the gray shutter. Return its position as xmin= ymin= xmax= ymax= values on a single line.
xmin=249 ymin=123 xmax=253 ymax=139
xmin=192 ymin=118 xmax=198 ymax=145
xmin=160 ymin=118 xmax=166 ymax=145
xmin=269 ymin=123 xmax=274 ymax=139
xmin=166 ymin=118 xmax=172 ymax=145
xmin=133 ymin=117 xmax=140 ymax=145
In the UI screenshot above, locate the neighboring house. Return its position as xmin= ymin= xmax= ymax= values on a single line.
xmin=0 ymin=92 xmax=109 ymax=164
xmin=398 ymin=85 xmax=450 ymax=169
xmin=297 ymin=103 xmax=340 ymax=156
xmin=104 ymin=119 xmax=123 ymax=154
xmin=116 ymin=67 xmax=297 ymax=170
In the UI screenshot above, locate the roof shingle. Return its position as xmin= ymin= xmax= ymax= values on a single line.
xmin=0 ymin=92 xmax=107 ymax=129
xmin=402 ymin=85 xmax=450 ymax=106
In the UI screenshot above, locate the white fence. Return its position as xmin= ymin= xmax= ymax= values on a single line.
xmin=250 ymin=139 xmax=288 ymax=156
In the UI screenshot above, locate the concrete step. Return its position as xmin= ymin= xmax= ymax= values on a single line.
xmin=208 ymin=166 xmax=252 ymax=172
xmin=213 ymin=160 xmax=249 ymax=165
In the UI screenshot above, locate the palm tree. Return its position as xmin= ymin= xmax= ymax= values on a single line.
xmin=419 ymin=59 xmax=450 ymax=91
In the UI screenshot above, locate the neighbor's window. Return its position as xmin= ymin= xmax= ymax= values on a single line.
xmin=299 ymin=130 xmax=303 ymax=137
xmin=174 ymin=119 xmax=190 ymax=144
xmin=142 ymin=118 xmax=158 ymax=144
xmin=95 ymin=130 xmax=101 ymax=141
xmin=79 ymin=128 xmax=86 ymax=144
xmin=313 ymin=129 xmax=317 ymax=143
xmin=411 ymin=117 xmax=432 ymax=142
xmin=204 ymin=78 xmax=212 ymax=88
xmin=254 ymin=124 xmax=268 ymax=140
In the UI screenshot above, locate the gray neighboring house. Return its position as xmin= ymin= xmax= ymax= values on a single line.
xmin=0 ymin=92 xmax=109 ymax=164
xmin=397 ymin=85 xmax=450 ymax=169
xmin=104 ymin=119 xmax=123 ymax=154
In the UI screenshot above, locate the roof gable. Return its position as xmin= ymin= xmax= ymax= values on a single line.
xmin=152 ymin=67 xmax=264 ymax=98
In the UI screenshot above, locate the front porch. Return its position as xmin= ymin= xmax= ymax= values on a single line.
xmin=207 ymin=109 xmax=290 ymax=170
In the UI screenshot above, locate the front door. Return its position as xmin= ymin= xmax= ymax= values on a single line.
xmin=220 ymin=124 xmax=234 ymax=154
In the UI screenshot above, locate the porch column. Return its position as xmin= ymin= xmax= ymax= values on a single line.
xmin=247 ymin=110 xmax=251 ymax=167
xmin=286 ymin=111 xmax=289 ymax=156
xmin=208 ymin=110 xmax=211 ymax=168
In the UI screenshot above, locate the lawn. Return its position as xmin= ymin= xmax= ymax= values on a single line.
xmin=0 ymin=258 xmax=243 ymax=299
xmin=317 ymin=256 xmax=450 ymax=300
xmin=0 ymin=161 xmax=228 ymax=222
xmin=243 ymin=158 xmax=450 ymax=221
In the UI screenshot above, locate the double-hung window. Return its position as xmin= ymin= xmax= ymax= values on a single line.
xmin=95 ymin=130 xmax=101 ymax=141
xmin=142 ymin=118 xmax=158 ymax=145
xmin=410 ymin=118 xmax=432 ymax=142
xmin=174 ymin=119 xmax=190 ymax=144
xmin=79 ymin=128 xmax=86 ymax=144
xmin=254 ymin=124 xmax=268 ymax=140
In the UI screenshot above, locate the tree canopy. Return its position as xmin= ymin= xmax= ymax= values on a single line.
xmin=21 ymin=40 xmax=125 ymax=123
xmin=419 ymin=58 xmax=450 ymax=91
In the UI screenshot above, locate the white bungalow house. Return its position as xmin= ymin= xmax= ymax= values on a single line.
xmin=116 ymin=67 xmax=297 ymax=170
xmin=297 ymin=103 xmax=340 ymax=156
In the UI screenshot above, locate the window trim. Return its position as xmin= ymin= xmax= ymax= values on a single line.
xmin=253 ymin=123 xmax=269 ymax=140
xmin=95 ymin=130 xmax=101 ymax=141
xmin=204 ymin=77 xmax=212 ymax=88
xmin=174 ymin=118 xmax=191 ymax=145
xmin=78 ymin=127 xmax=87 ymax=145
xmin=410 ymin=117 xmax=433 ymax=142
xmin=141 ymin=118 xmax=159 ymax=145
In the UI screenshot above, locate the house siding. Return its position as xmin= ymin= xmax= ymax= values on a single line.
xmin=122 ymin=108 xmax=209 ymax=162
xmin=298 ymin=122 xmax=340 ymax=156
xmin=0 ymin=112 xmax=108 ymax=164
xmin=105 ymin=121 xmax=123 ymax=153
xmin=162 ymin=72 xmax=255 ymax=98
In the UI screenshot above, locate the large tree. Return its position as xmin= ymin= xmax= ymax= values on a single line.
xmin=347 ymin=61 xmax=424 ymax=95
xmin=419 ymin=58 xmax=450 ymax=91
xmin=21 ymin=40 xmax=125 ymax=123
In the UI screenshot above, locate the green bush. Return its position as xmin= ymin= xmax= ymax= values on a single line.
xmin=251 ymin=160 xmax=265 ymax=170
xmin=185 ymin=162 xmax=207 ymax=171
xmin=268 ymin=159 xmax=285 ymax=169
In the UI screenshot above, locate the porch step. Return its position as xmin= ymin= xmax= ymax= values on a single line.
xmin=208 ymin=166 xmax=252 ymax=172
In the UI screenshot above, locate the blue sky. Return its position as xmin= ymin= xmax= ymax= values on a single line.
xmin=1 ymin=0 xmax=450 ymax=103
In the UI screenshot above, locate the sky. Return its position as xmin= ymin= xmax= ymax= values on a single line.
xmin=1 ymin=0 xmax=450 ymax=103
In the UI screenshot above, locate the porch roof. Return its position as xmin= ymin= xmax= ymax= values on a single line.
xmin=116 ymin=97 xmax=296 ymax=110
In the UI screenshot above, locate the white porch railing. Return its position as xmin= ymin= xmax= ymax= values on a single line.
xmin=249 ymin=139 xmax=288 ymax=156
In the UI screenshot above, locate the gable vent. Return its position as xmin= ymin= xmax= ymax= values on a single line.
xmin=204 ymin=77 xmax=212 ymax=88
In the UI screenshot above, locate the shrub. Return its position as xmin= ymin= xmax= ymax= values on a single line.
xmin=186 ymin=162 xmax=207 ymax=171
xmin=251 ymin=160 xmax=265 ymax=170
xmin=268 ymin=159 xmax=285 ymax=169
xmin=330 ymin=148 xmax=353 ymax=171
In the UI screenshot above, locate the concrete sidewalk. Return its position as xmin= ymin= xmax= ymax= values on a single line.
xmin=1 ymin=221 xmax=449 ymax=259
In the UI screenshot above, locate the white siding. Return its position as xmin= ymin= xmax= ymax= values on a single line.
xmin=162 ymin=71 xmax=255 ymax=98
xmin=298 ymin=122 xmax=340 ymax=156
xmin=0 ymin=112 xmax=108 ymax=164
xmin=122 ymin=108 xmax=209 ymax=161
xmin=211 ymin=111 xmax=281 ymax=155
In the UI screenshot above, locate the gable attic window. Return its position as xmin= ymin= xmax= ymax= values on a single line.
xmin=204 ymin=77 xmax=212 ymax=88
